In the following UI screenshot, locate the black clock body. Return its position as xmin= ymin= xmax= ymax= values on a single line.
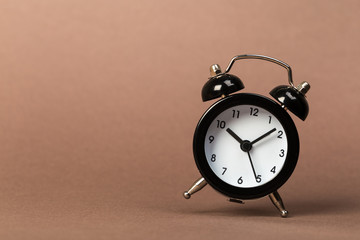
xmin=193 ymin=93 xmax=299 ymax=200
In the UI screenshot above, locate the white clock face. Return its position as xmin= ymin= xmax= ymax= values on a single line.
xmin=204 ymin=105 xmax=288 ymax=188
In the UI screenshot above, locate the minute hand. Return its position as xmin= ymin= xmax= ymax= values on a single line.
xmin=251 ymin=128 xmax=276 ymax=145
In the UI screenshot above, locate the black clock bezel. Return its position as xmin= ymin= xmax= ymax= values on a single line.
xmin=193 ymin=93 xmax=299 ymax=200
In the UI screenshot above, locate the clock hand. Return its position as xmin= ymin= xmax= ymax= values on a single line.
xmin=226 ymin=128 xmax=244 ymax=144
xmin=227 ymin=128 xmax=253 ymax=152
xmin=227 ymin=128 xmax=259 ymax=182
xmin=246 ymin=151 xmax=258 ymax=180
xmin=251 ymin=128 xmax=276 ymax=145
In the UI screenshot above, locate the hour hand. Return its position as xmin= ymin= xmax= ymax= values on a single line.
xmin=226 ymin=128 xmax=244 ymax=144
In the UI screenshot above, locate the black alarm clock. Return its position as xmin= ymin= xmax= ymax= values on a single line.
xmin=183 ymin=55 xmax=310 ymax=217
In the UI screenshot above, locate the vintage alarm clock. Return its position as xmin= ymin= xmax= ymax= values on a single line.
xmin=183 ymin=54 xmax=310 ymax=217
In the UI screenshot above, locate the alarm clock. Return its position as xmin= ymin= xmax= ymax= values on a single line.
xmin=183 ymin=54 xmax=310 ymax=217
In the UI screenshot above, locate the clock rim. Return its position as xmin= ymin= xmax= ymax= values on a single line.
xmin=193 ymin=93 xmax=299 ymax=199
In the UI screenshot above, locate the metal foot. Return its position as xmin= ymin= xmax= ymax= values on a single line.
xmin=269 ymin=191 xmax=288 ymax=218
xmin=183 ymin=177 xmax=207 ymax=199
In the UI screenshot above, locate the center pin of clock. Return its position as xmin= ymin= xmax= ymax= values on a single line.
xmin=240 ymin=140 xmax=252 ymax=152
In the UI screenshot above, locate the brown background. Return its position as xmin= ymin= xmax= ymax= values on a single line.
xmin=0 ymin=0 xmax=359 ymax=239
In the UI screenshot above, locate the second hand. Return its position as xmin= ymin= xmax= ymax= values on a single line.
xmin=246 ymin=151 xmax=258 ymax=181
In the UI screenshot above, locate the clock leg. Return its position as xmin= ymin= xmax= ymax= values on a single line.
xmin=183 ymin=177 xmax=207 ymax=199
xmin=269 ymin=191 xmax=288 ymax=218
